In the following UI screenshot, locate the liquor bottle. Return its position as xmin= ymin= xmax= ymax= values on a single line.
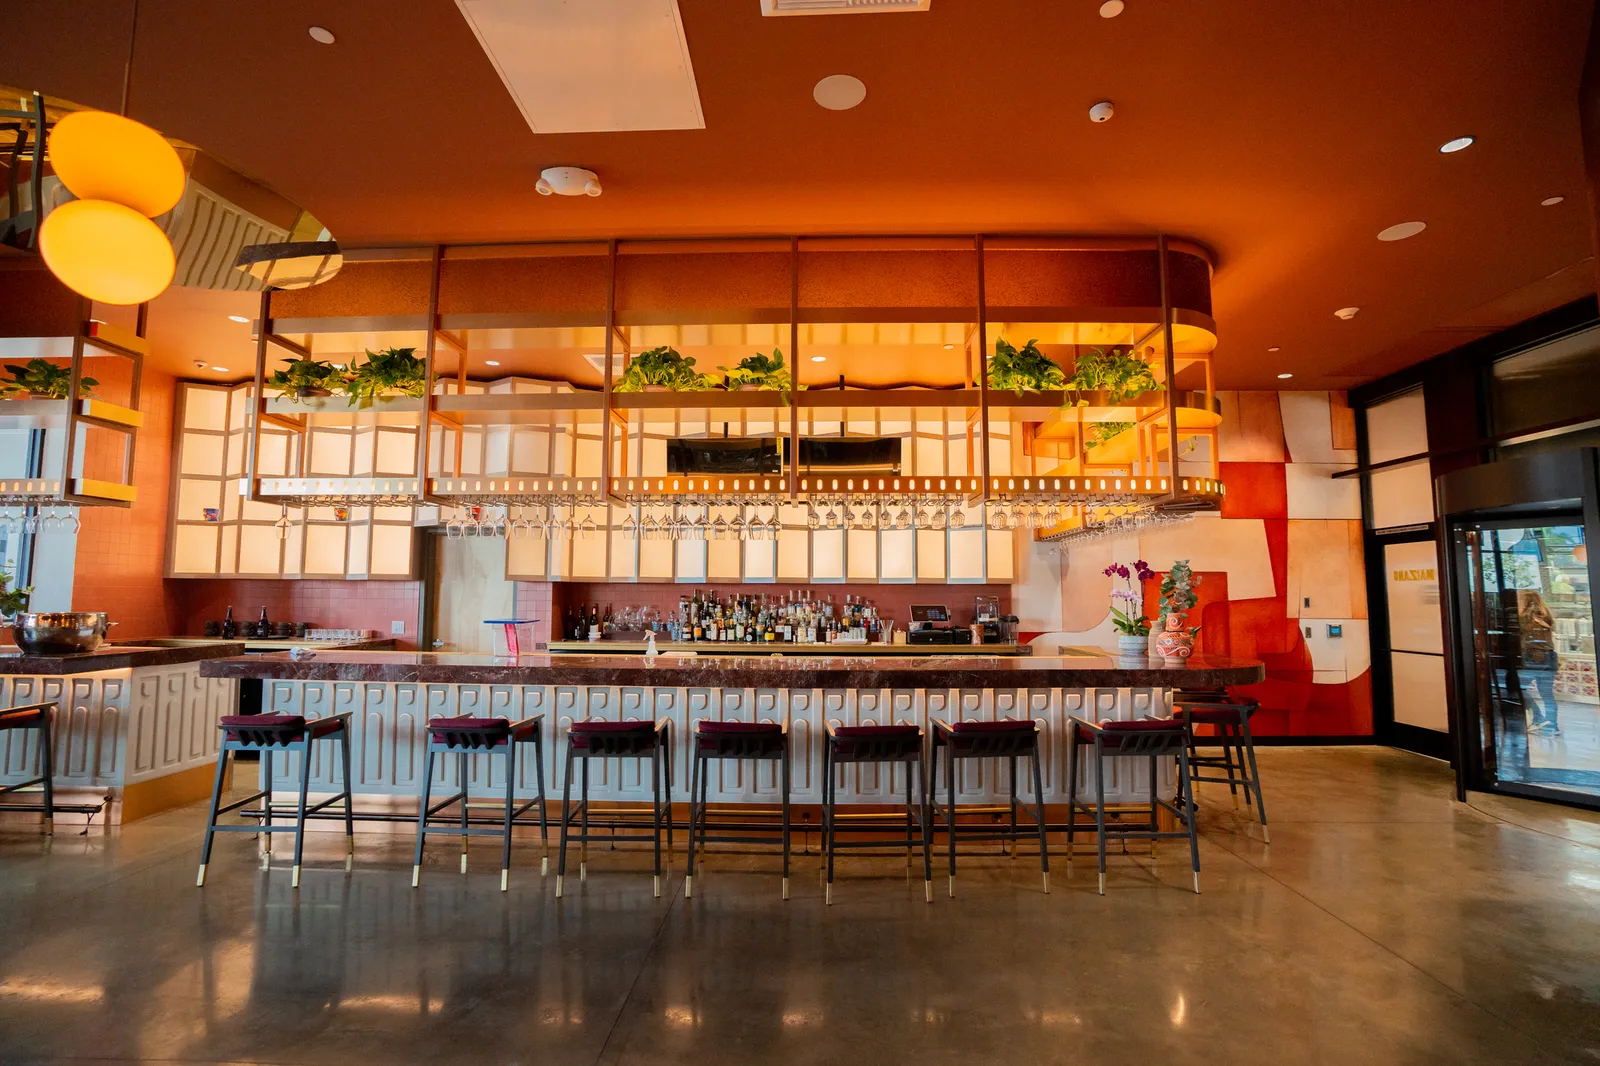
xmin=220 ymin=606 xmax=237 ymax=640
xmin=588 ymin=604 xmax=600 ymax=636
xmin=256 ymin=606 xmax=271 ymax=639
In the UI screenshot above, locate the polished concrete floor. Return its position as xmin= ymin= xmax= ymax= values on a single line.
xmin=2 ymin=747 xmax=1598 ymax=1065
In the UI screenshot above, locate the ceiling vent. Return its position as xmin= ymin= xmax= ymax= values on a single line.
xmin=760 ymin=0 xmax=930 ymax=15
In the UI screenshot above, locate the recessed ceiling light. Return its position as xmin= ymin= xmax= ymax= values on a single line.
xmin=942 ymin=343 xmax=956 ymax=350
xmin=1438 ymin=136 xmax=1474 ymax=154
xmin=813 ymin=75 xmax=866 ymax=111
xmin=227 ymin=314 xmax=249 ymax=323
xmin=1377 ymin=221 xmax=1426 ymax=242
xmin=1334 ymin=306 xmax=1360 ymax=320
xmin=308 ymin=26 xmax=336 ymax=44
xmin=212 ymin=366 xmax=229 ymax=373
xmin=485 ymin=360 xmax=500 ymax=367
xmin=1541 ymin=195 xmax=1565 ymax=206
xmin=810 ymin=355 xmax=827 ymax=363
xmin=1099 ymin=0 xmax=1125 ymax=16
xmin=1277 ymin=372 xmax=1293 ymax=379
xmin=1267 ymin=346 xmax=1280 ymax=352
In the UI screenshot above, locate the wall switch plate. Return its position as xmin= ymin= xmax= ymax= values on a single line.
xmin=1304 ymin=625 xmax=1313 ymax=639
xmin=1326 ymin=624 xmax=1343 ymax=638
xmin=1303 ymin=596 xmax=1311 ymax=608
xmin=391 ymin=621 xmax=406 ymax=635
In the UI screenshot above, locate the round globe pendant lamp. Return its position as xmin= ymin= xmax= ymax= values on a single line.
xmin=39 ymin=198 xmax=176 ymax=305
xmin=38 ymin=0 xmax=183 ymax=305
xmin=48 ymin=110 xmax=184 ymax=217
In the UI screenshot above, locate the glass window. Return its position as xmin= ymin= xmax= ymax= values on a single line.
xmin=1492 ymin=324 xmax=1600 ymax=457
xmin=1366 ymin=388 xmax=1433 ymax=529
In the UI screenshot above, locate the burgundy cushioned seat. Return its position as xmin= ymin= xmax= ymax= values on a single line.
xmin=1180 ymin=705 xmax=1249 ymax=724
xmin=1074 ymin=717 xmax=1184 ymax=744
xmin=832 ymin=724 xmax=918 ymax=738
xmin=571 ymin=719 xmax=656 ymax=733
xmin=428 ymin=715 xmax=511 ymax=743
xmin=221 ymin=714 xmax=343 ymax=742
xmin=946 ymin=718 xmax=1035 ymax=733
xmin=697 ymin=721 xmax=783 ymax=735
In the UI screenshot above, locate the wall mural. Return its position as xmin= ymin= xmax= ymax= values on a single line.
xmin=1017 ymin=391 xmax=1372 ymax=737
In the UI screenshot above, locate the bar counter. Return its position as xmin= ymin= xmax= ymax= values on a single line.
xmin=199 ymin=650 xmax=1262 ymax=814
xmin=546 ymin=640 xmax=1033 ymax=657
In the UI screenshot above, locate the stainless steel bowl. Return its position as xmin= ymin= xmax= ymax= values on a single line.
xmin=11 ymin=612 xmax=113 ymax=656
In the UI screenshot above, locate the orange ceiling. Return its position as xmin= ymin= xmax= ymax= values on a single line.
xmin=2 ymin=0 xmax=1596 ymax=389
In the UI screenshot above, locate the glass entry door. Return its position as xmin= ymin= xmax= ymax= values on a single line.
xmin=1457 ymin=520 xmax=1597 ymax=803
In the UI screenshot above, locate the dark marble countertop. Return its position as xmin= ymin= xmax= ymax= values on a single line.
xmin=547 ymin=640 xmax=1032 ymax=656
xmin=0 ymin=641 xmax=247 ymax=674
xmin=199 ymin=649 xmax=1264 ymax=689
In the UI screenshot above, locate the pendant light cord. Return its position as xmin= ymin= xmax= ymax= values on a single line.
xmin=120 ymin=0 xmax=140 ymax=117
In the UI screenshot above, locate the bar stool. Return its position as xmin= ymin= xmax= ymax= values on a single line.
xmin=412 ymin=714 xmax=549 ymax=892
xmin=1171 ymin=690 xmax=1269 ymax=843
xmin=556 ymin=718 xmax=672 ymax=899
xmin=1067 ymin=716 xmax=1199 ymax=895
xmin=686 ymin=719 xmax=791 ymax=900
xmin=0 ymin=702 xmax=55 ymax=834
xmin=197 ymin=712 xmax=354 ymax=888
xmin=929 ymin=718 xmax=1049 ymax=897
xmin=822 ymin=721 xmax=932 ymax=905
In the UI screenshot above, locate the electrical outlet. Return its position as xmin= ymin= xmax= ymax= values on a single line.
xmin=391 ymin=621 xmax=406 ymax=635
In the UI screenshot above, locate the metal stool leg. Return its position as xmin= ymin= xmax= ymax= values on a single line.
xmin=1008 ymin=754 xmax=1019 ymax=858
xmin=685 ymin=748 xmax=700 ymax=899
xmin=1066 ymin=727 xmax=1079 ymax=861
xmin=411 ymin=749 xmax=435 ymax=888
xmin=340 ymin=728 xmax=355 ymax=872
xmin=556 ymin=744 xmax=575 ymax=898
xmin=458 ymin=751 xmax=470 ymax=874
xmin=1238 ymin=715 xmax=1269 ymax=842
xmin=534 ymin=731 xmax=550 ymax=875
xmin=1033 ymin=746 xmax=1049 ymax=894
xmin=918 ymin=753 xmax=932 ymax=902
xmin=651 ymin=746 xmax=662 ymax=898
xmin=903 ymin=750 xmax=915 ymax=880
xmin=780 ymin=742 xmax=791 ymax=901
xmin=579 ymin=756 xmax=589 ymax=883
xmin=260 ymin=751 xmax=273 ymax=869
xmin=196 ymin=747 xmax=230 ymax=887
xmin=823 ymin=742 xmax=835 ymax=905
xmin=945 ymin=744 xmax=956 ymax=898
xmin=1093 ymin=739 xmax=1108 ymax=896
xmin=1180 ymin=745 xmax=1201 ymax=893
xmin=291 ymin=739 xmax=314 ymax=888
xmin=500 ymin=745 xmax=516 ymax=892
xmin=38 ymin=713 xmax=54 ymax=836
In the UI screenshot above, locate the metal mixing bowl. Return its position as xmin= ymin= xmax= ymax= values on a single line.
xmin=10 ymin=612 xmax=112 ymax=655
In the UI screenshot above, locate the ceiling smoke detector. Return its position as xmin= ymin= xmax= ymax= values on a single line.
xmin=1334 ymin=306 xmax=1360 ymax=320
xmin=761 ymin=0 xmax=930 ymax=14
xmin=1089 ymin=100 xmax=1114 ymax=123
xmin=536 ymin=167 xmax=602 ymax=197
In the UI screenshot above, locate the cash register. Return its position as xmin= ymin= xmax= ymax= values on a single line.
xmin=907 ymin=604 xmax=973 ymax=645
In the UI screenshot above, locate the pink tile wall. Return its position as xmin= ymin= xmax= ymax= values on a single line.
xmin=166 ymin=578 xmax=422 ymax=649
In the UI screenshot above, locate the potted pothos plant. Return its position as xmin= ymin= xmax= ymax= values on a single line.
xmin=720 ymin=348 xmax=797 ymax=392
xmin=2 ymin=359 xmax=97 ymax=400
xmin=1083 ymin=419 xmax=1135 ymax=454
xmin=985 ymin=338 xmax=1066 ymax=392
xmin=266 ymin=357 xmax=345 ymax=401
xmin=615 ymin=346 xmax=715 ymax=392
xmin=342 ymin=347 xmax=429 ymax=402
xmin=0 ymin=572 xmax=32 ymax=622
xmin=1067 ymin=347 xmax=1160 ymax=404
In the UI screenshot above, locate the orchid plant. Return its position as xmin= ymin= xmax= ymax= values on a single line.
xmin=1104 ymin=559 xmax=1157 ymax=636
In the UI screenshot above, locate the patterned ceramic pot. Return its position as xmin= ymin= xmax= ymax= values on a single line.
xmin=1154 ymin=612 xmax=1194 ymax=664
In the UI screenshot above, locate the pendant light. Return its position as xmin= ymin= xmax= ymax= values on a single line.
xmin=38 ymin=0 xmax=182 ymax=305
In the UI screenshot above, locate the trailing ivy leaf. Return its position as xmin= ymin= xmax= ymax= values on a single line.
xmin=985 ymin=338 xmax=1065 ymax=392
xmin=3 ymin=359 xmax=95 ymax=399
xmin=266 ymin=357 xmax=346 ymax=401
xmin=343 ymin=347 xmax=428 ymax=402
xmin=1083 ymin=420 xmax=1135 ymax=451
xmin=616 ymin=346 xmax=717 ymax=392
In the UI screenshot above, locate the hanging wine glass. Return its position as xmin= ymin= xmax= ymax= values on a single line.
xmin=729 ymin=507 xmax=746 ymax=541
xmin=931 ymin=504 xmax=948 ymax=530
xmin=806 ymin=504 xmax=821 ymax=531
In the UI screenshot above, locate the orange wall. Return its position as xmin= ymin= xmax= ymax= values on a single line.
xmin=70 ymin=368 xmax=179 ymax=640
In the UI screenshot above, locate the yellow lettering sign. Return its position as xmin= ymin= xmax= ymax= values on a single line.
xmin=1391 ymin=568 xmax=1436 ymax=581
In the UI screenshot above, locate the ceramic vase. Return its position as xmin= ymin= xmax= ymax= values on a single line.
xmin=1154 ymin=612 xmax=1194 ymax=664
xmin=1117 ymin=634 xmax=1148 ymax=656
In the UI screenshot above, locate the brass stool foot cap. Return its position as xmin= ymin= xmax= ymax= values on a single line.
xmin=1098 ymin=872 xmax=1105 ymax=895
xmin=260 ymin=854 xmax=270 ymax=871
xmin=1193 ymin=872 xmax=1200 ymax=894
xmin=195 ymin=864 xmax=207 ymax=887
xmin=555 ymin=875 xmax=564 ymax=898
xmin=43 ymin=817 xmax=54 ymax=836
xmin=1261 ymin=827 xmax=1271 ymax=844
xmin=684 ymin=875 xmax=693 ymax=899
xmin=825 ymin=883 xmax=832 ymax=906
xmin=291 ymin=865 xmax=301 ymax=889
xmin=1042 ymin=871 xmax=1050 ymax=895
xmin=500 ymin=869 xmax=509 ymax=892
xmin=947 ymin=875 xmax=954 ymax=899
xmin=411 ymin=865 xmax=420 ymax=888
xmin=541 ymin=856 xmax=549 ymax=877
xmin=460 ymin=854 xmax=468 ymax=875
xmin=924 ymin=880 xmax=933 ymax=904
xmin=653 ymin=875 xmax=661 ymax=899
xmin=782 ymin=877 xmax=790 ymax=901
xmin=579 ymin=862 xmax=587 ymax=883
